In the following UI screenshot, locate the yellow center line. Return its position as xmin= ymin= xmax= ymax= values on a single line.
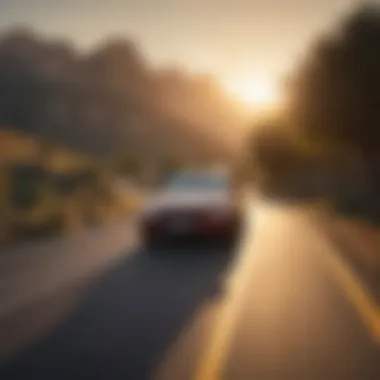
xmin=321 ymin=244 xmax=380 ymax=339
xmin=195 ymin=208 xmax=380 ymax=380
xmin=311 ymin=218 xmax=380 ymax=341
xmin=193 ymin=203 xmax=259 ymax=380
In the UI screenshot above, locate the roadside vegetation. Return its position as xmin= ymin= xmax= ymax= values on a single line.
xmin=0 ymin=130 xmax=147 ymax=247
xmin=240 ymin=4 xmax=380 ymax=283
xmin=245 ymin=4 xmax=380 ymax=224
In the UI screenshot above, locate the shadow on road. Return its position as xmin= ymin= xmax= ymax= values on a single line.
xmin=0 ymin=242 xmax=235 ymax=380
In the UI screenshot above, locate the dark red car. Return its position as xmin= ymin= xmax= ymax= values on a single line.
xmin=140 ymin=169 xmax=242 ymax=249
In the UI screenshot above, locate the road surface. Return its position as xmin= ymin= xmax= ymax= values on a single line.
xmin=1 ymin=205 xmax=380 ymax=380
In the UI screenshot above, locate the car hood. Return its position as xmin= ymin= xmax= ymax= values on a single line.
xmin=143 ymin=191 xmax=230 ymax=214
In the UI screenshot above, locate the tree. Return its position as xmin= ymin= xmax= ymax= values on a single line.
xmin=289 ymin=4 xmax=380 ymax=156
xmin=246 ymin=117 xmax=342 ymax=202
xmin=275 ymin=4 xmax=380 ymax=218
xmin=248 ymin=122 xmax=300 ymax=198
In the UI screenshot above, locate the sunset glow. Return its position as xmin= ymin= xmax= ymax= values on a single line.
xmin=225 ymin=78 xmax=279 ymax=109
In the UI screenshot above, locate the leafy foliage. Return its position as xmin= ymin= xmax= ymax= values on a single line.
xmin=247 ymin=5 xmax=380 ymax=220
xmin=289 ymin=5 xmax=380 ymax=155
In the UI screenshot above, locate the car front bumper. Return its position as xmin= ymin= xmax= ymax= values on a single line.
xmin=142 ymin=219 xmax=240 ymax=245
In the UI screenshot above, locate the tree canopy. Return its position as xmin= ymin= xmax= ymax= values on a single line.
xmin=288 ymin=5 xmax=380 ymax=155
xmin=246 ymin=5 xmax=380 ymax=213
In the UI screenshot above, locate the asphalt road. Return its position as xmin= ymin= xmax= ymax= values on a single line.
xmin=1 ymin=205 xmax=380 ymax=380
xmin=0 ymin=230 xmax=236 ymax=380
xmin=197 ymin=205 xmax=380 ymax=380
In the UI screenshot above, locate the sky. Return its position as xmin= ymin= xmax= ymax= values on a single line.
xmin=0 ymin=0 xmax=362 ymax=89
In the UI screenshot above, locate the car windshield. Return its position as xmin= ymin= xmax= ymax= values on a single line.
xmin=165 ymin=171 xmax=228 ymax=191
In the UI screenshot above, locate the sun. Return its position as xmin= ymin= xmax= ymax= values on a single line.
xmin=225 ymin=78 xmax=279 ymax=108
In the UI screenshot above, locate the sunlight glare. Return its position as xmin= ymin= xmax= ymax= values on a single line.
xmin=226 ymin=78 xmax=279 ymax=108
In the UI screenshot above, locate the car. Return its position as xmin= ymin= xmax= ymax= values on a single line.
xmin=139 ymin=168 xmax=242 ymax=249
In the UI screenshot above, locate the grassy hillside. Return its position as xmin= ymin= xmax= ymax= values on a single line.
xmin=0 ymin=129 xmax=141 ymax=247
